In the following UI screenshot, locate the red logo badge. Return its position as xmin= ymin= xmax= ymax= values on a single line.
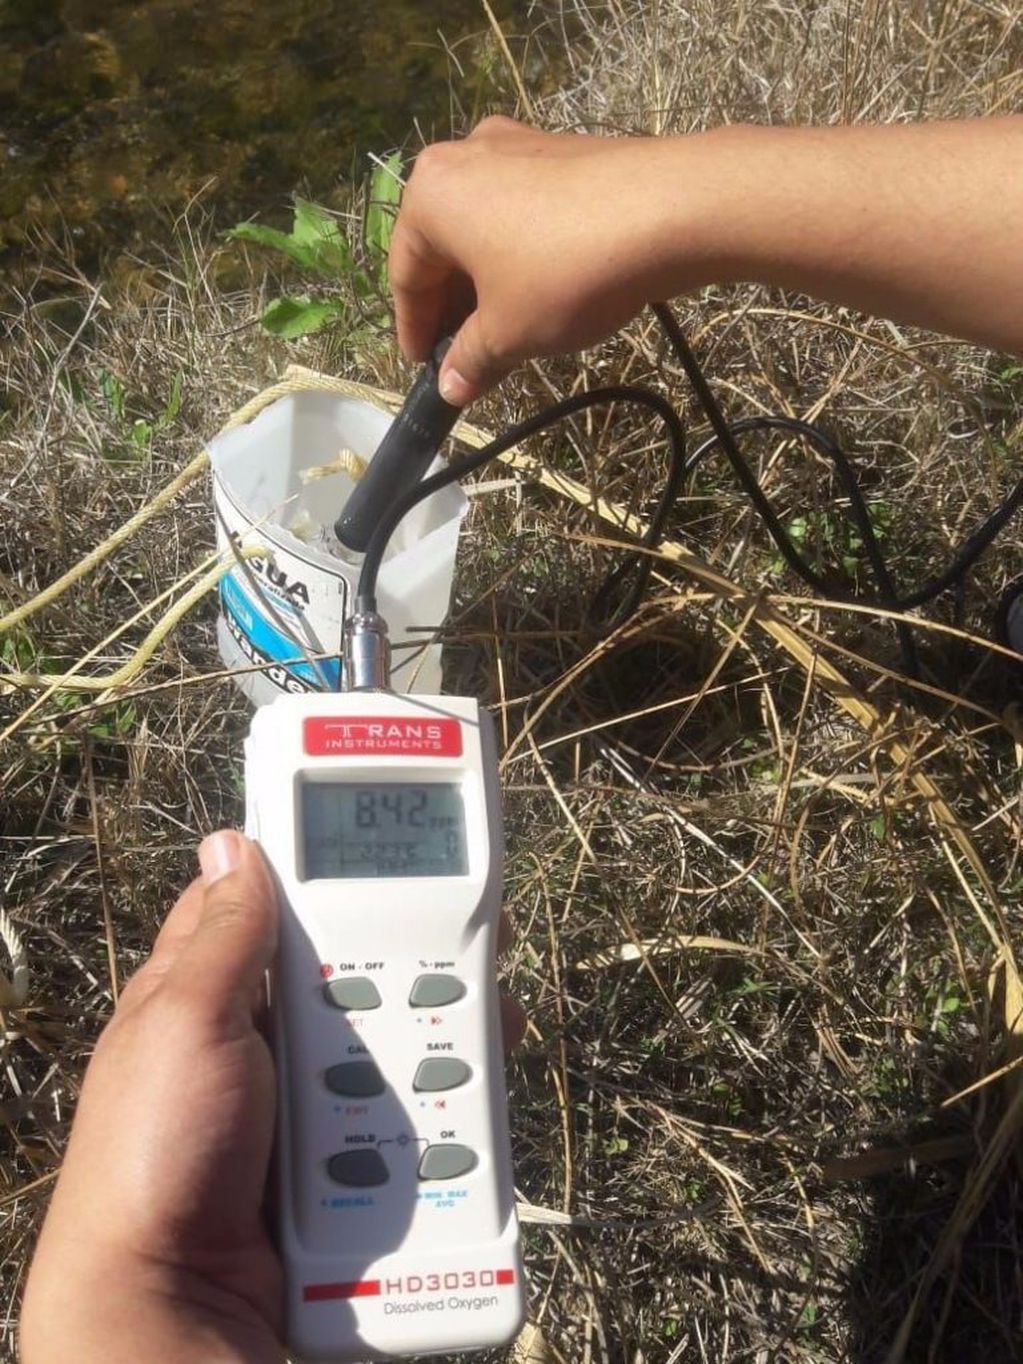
xmin=304 ymin=716 xmax=462 ymax=758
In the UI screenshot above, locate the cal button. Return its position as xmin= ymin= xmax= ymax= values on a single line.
xmin=325 ymin=1061 xmax=386 ymax=1097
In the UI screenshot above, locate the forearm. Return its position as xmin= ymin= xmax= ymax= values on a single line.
xmin=658 ymin=117 xmax=1023 ymax=353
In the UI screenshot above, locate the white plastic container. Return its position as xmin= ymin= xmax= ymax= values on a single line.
xmin=209 ymin=389 xmax=467 ymax=706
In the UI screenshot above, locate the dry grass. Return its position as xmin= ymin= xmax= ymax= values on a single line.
xmin=3 ymin=2 xmax=1023 ymax=1362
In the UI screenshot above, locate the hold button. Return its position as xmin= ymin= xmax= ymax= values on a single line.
xmin=327 ymin=1149 xmax=389 ymax=1187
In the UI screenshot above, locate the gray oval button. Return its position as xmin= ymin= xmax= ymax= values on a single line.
xmin=327 ymin=1149 xmax=389 ymax=1187
xmin=325 ymin=1061 xmax=386 ymax=1097
xmin=413 ymin=1058 xmax=472 ymax=1093
xmin=323 ymin=977 xmax=382 ymax=1011
xmin=418 ymin=1143 xmax=478 ymax=1181
xmin=409 ymin=974 xmax=466 ymax=1008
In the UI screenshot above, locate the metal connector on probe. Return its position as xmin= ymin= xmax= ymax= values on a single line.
xmin=343 ymin=608 xmax=391 ymax=691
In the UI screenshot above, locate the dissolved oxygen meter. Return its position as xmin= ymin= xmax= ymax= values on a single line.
xmin=245 ymin=688 xmax=525 ymax=1361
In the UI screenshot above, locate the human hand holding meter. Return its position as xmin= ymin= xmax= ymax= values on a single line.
xmin=21 ymin=832 xmax=285 ymax=1364
xmin=21 ymin=831 xmax=524 ymax=1363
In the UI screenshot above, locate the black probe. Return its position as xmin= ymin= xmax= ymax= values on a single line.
xmin=333 ymin=337 xmax=460 ymax=552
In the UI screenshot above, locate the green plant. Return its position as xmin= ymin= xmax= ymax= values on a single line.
xmin=798 ymin=1300 xmax=820 ymax=1329
xmin=51 ymin=690 xmax=138 ymax=743
xmin=227 ymin=156 xmax=403 ymax=339
xmin=1 ymin=628 xmax=40 ymax=674
xmin=97 ymin=367 xmax=184 ymax=460
xmin=767 ymin=502 xmax=894 ymax=582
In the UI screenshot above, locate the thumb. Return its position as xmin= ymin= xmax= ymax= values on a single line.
xmin=439 ymin=310 xmax=513 ymax=407
xmin=166 ymin=831 xmax=279 ymax=1023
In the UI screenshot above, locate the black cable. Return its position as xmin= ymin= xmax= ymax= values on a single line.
xmin=685 ymin=418 xmax=1023 ymax=611
xmin=352 ymin=301 xmax=1023 ymax=682
xmin=356 ymin=383 xmax=687 ymax=619
xmin=651 ymin=302 xmax=919 ymax=673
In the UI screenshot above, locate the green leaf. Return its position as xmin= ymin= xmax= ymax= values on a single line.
xmin=1 ymin=629 xmax=38 ymax=673
xmin=130 ymin=419 xmax=153 ymax=449
xmin=291 ymin=199 xmax=352 ymax=276
xmin=798 ymin=1301 xmax=819 ymax=1328
xmin=161 ymin=370 xmax=184 ymax=426
xmin=52 ymin=688 xmax=87 ymax=714
xmin=365 ymin=153 xmax=403 ymax=262
xmin=230 ymin=202 xmax=352 ymax=279
xmin=228 ymin=222 xmax=322 ymax=273
xmin=99 ymin=369 xmax=126 ymax=421
xmin=868 ymin=502 xmax=894 ymax=539
xmin=259 ymin=296 xmax=346 ymax=338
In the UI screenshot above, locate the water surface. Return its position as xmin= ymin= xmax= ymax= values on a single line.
xmin=0 ymin=0 xmax=527 ymax=266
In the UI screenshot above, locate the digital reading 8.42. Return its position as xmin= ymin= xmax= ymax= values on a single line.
xmin=301 ymin=781 xmax=468 ymax=880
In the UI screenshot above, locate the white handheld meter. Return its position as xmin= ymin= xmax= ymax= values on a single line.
xmin=245 ymin=689 xmax=525 ymax=1361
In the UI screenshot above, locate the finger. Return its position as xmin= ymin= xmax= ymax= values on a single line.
xmin=149 ymin=876 xmax=206 ymax=964
xmin=389 ymin=220 xmax=453 ymax=362
xmin=500 ymin=994 xmax=527 ymax=1052
xmin=393 ymin=278 xmax=449 ymax=363
xmin=439 ymin=309 xmax=513 ymax=407
xmin=436 ymin=270 xmax=477 ymax=345
xmin=114 ymin=876 xmax=208 ymax=1015
xmin=163 ymin=831 xmax=279 ymax=1026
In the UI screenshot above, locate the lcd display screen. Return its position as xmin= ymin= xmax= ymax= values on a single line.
xmin=301 ymin=781 xmax=468 ymax=880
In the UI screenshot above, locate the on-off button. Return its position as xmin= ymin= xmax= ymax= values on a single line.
xmin=323 ymin=977 xmax=382 ymax=1010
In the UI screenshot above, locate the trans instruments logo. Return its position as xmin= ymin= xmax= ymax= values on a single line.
xmin=303 ymin=717 xmax=463 ymax=758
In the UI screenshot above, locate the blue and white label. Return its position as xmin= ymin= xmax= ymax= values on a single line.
xmin=220 ymin=572 xmax=341 ymax=691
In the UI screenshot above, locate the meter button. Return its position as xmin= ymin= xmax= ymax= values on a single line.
xmin=327 ymin=1150 xmax=389 ymax=1187
xmin=418 ymin=1143 xmax=478 ymax=1181
xmin=409 ymin=974 xmax=466 ymax=1008
xmin=325 ymin=1061 xmax=386 ymax=1097
xmin=323 ymin=977 xmax=382 ymax=1011
xmin=413 ymin=1058 xmax=472 ymax=1092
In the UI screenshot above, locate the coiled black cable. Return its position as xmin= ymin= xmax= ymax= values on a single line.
xmin=356 ymin=383 xmax=688 ymax=622
xmin=354 ymin=301 xmax=1023 ymax=679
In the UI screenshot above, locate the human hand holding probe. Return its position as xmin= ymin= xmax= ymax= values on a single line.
xmin=389 ymin=114 xmax=1023 ymax=407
